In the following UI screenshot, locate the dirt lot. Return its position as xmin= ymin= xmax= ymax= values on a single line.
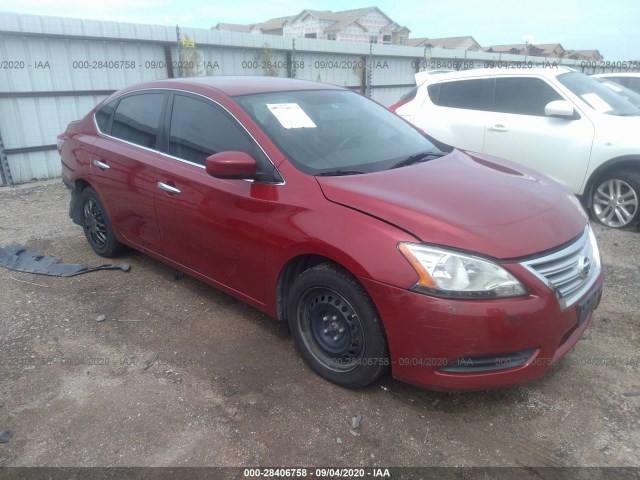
xmin=0 ymin=181 xmax=638 ymax=471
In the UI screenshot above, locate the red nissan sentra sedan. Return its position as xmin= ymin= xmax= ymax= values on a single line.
xmin=58 ymin=76 xmax=603 ymax=391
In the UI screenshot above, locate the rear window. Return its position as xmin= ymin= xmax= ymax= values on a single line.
xmin=428 ymin=79 xmax=491 ymax=111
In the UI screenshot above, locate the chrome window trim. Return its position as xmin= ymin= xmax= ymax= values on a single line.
xmin=92 ymin=87 xmax=285 ymax=185
xmin=521 ymin=225 xmax=601 ymax=309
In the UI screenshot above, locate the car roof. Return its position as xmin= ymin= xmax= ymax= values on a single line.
xmin=115 ymin=76 xmax=345 ymax=98
xmin=592 ymin=73 xmax=640 ymax=78
xmin=417 ymin=66 xmax=576 ymax=84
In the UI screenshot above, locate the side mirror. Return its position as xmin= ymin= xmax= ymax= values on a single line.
xmin=205 ymin=151 xmax=257 ymax=179
xmin=545 ymin=100 xmax=579 ymax=119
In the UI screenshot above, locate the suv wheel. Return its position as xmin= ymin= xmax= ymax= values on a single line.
xmin=591 ymin=170 xmax=640 ymax=229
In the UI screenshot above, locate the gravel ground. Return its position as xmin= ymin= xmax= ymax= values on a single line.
xmin=0 ymin=181 xmax=638 ymax=469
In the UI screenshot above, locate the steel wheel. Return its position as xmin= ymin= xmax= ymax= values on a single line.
xmin=297 ymin=287 xmax=365 ymax=373
xmin=287 ymin=263 xmax=389 ymax=388
xmin=592 ymin=176 xmax=639 ymax=228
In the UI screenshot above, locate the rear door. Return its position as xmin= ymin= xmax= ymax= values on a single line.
xmin=90 ymin=91 xmax=167 ymax=252
xmin=413 ymin=78 xmax=492 ymax=152
xmin=154 ymin=92 xmax=274 ymax=303
xmin=482 ymin=76 xmax=595 ymax=192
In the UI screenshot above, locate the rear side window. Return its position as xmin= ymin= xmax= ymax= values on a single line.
xmin=494 ymin=78 xmax=563 ymax=116
xmin=168 ymin=94 xmax=253 ymax=165
xmin=428 ymin=79 xmax=491 ymax=111
xmin=111 ymin=93 xmax=165 ymax=149
xmin=95 ymin=99 xmax=117 ymax=134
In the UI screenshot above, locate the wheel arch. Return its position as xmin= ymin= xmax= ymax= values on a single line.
xmin=275 ymin=253 xmax=370 ymax=323
xmin=583 ymin=156 xmax=640 ymax=208
xmin=69 ymin=177 xmax=95 ymax=225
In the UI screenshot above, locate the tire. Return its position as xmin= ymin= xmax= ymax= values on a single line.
xmin=79 ymin=187 xmax=124 ymax=257
xmin=286 ymin=263 xmax=389 ymax=388
xmin=591 ymin=170 xmax=640 ymax=229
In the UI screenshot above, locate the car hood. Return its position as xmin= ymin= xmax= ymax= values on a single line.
xmin=315 ymin=150 xmax=587 ymax=259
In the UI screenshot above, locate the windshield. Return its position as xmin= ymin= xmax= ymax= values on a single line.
xmin=557 ymin=72 xmax=640 ymax=116
xmin=235 ymin=89 xmax=448 ymax=175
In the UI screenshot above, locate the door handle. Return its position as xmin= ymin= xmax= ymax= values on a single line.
xmin=157 ymin=182 xmax=181 ymax=195
xmin=488 ymin=124 xmax=508 ymax=133
xmin=92 ymin=159 xmax=110 ymax=170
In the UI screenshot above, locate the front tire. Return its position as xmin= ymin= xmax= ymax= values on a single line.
xmin=79 ymin=187 xmax=124 ymax=257
xmin=591 ymin=170 xmax=640 ymax=229
xmin=287 ymin=263 xmax=389 ymax=388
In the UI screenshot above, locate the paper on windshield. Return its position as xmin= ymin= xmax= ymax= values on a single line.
xmin=267 ymin=103 xmax=317 ymax=129
xmin=581 ymin=93 xmax=613 ymax=113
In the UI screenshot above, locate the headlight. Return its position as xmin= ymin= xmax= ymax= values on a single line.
xmin=398 ymin=243 xmax=528 ymax=299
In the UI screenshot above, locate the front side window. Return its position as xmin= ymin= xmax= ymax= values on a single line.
xmin=429 ymin=79 xmax=492 ymax=111
xmin=110 ymin=93 xmax=165 ymax=148
xmin=494 ymin=77 xmax=563 ymax=116
xmin=168 ymin=94 xmax=254 ymax=165
xmin=235 ymin=89 xmax=445 ymax=175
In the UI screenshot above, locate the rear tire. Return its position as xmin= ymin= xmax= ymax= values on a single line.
xmin=286 ymin=263 xmax=389 ymax=388
xmin=590 ymin=170 xmax=640 ymax=229
xmin=79 ymin=187 xmax=124 ymax=257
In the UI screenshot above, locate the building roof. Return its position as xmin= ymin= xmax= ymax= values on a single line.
xmin=291 ymin=7 xmax=409 ymax=34
xmin=565 ymin=49 xmax=603 ymax=60
xmin=258 ymin=15 xmax=297 ymax=31
xmin=408 ymin=36 xmax=480 ymax=49
xmin=484 ymin=43 xmax=569 ymax=56
xmin=214 ymin=22 xmax=253 ymax=33
xmin=534 ymin=43 xmax=565 ymax=55
xmin=484 ymin=43 xmax=528 ymax=53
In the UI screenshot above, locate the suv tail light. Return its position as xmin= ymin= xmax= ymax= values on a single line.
xmin=56 ymin=133 xmax=67 ymax=155
xmin=389 ymin=86 xmax=418 ymax=112
xmin=390 ymin=97 xmax=413 ymax=112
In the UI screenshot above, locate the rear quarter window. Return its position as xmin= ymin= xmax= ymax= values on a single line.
xmin=95 ymin=99 xmax=117 ymax=134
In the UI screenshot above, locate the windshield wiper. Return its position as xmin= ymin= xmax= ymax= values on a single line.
xmin=391 ymin=151 xmax=447 ymax=169
xmin=316 ymin=170 xmax=365 ymax=176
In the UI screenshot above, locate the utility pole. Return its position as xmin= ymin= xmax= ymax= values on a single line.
xmin=176 ymin=25 xmax=183 ymax=78
xmin=0 ymin=129 xmax=14 ymax=187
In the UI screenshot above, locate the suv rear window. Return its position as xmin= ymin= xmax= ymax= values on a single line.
xmin=428 ymin=79 xmax=491 ymax=111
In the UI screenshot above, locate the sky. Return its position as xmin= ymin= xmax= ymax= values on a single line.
xmin=0 ymin=0 xmax=638 ymax=60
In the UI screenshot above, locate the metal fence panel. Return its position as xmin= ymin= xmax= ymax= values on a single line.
xmin=1 ymin=11 xmax=637 ymax=185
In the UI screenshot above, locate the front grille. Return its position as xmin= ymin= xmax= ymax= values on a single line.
xmin=522 ymin=226 xmax=601 ymax=309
